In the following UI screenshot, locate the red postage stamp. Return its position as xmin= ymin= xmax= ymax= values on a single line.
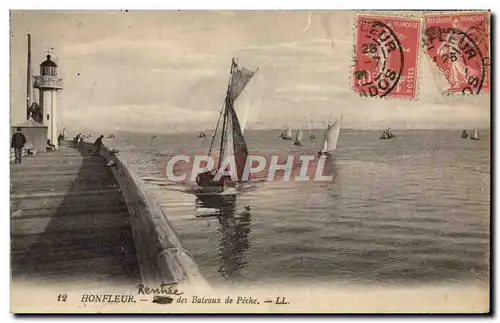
xmin=423 ymin=11 xmax=490 ymax=95
xmin=352 ymin=15 xmax=421 ymax=99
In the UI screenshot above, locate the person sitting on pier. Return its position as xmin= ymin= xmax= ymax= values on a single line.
xmin=92 ymin=135 xmax=104 ymax=155
xmin=47 ymin=139 xmax=56 ymax=151
xmin=11 ymin=127 xmax=26 ymax=164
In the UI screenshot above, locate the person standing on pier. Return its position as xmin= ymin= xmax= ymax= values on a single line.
xmin=11 ymin=127 xmax=27 ymax=164
xmin=93 ymin=134 xmax=104 ymax=155
xmin=58 ymin=133 xmax=65 ymax=146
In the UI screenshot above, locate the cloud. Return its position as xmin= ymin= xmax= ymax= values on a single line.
xmin=241 ymin=39 xmax=352 ymax=59
xmin=61 ymin=38 xmax=219 ymax=70
xmin=63 ymin=103 xmax=219 ymax=133
xmin=275 ymin=83 xmax=346 ymax=95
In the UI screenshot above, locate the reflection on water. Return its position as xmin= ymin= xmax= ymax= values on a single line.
xmin=195 ymin=194 xmax=237 ymax=217
xmin=195 ymin=193 xmax=252 ymax=281
xmin=324 ymin=156 xmax=340 ymax=183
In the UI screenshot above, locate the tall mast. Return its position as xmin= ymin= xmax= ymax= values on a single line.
xmin=207 ymin=101 xmax=225 ymax=157
xmin=218 ymin=58 xmax=235 ymax=169
xmin=26 ymin=33 xmax=32 ymax=120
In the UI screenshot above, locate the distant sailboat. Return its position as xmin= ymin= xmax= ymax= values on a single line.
xmin=461 ymin=130 xmax=469 ymax=138
xmin=151 ymin=133 xmax=158 ymax=139
xmin=294 ymin=127 xmax=303 ymax=146
xmin=280 ymin=126 xmax=292 ymax=140
xmin=470 ymin=128 xmax=480 ymax=140
xmin=308 ymin=121 xmax=315 ymax=139
xmin=198 ymin=132 xmax=207 ymax=138
xmin=196 ymin=58 xmax=258 ymax=193
xmin=379 ymin=128 xmax=394 ymax=139
xmin=318 ymin=115 xmax=342 ymax=157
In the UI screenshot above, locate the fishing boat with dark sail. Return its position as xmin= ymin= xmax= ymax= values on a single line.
xmin=196 ymin=58 xmax=258 ymax=193
xmin=379 ymin=128 xmax=394 ymax=139
xmin=318 ymin=115 xmax=342 ymax=157
xmin=470 ymin=128 xmax=480 ymax=140
xmin=461 ymin=130 xmax=469 ymax=138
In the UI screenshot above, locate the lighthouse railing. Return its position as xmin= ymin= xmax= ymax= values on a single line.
xmin=33 ymin=75 xmax=63 ymax=88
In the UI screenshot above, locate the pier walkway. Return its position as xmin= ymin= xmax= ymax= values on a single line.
xmin=10 ymin=144 xmax=141 ymax=286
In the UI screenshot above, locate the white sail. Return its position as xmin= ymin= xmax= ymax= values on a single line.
xmin=233 ymin=83 xmax=252 ymax=135
xmin=232 ymin=66 xmax=261 ymax=135
xmin=296 ymin=128 xmax=303 ymax=141
xmin=470 ymin=128 xmax=480 ymax=140
xmin=286 ymin=128 xmax=292 ymax=138
xmin=321 ymin=116 xmax=342 ymax=153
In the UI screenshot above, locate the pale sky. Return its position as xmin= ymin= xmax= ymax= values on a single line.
xmin=10 ymin=10 xmax=490 ymax=133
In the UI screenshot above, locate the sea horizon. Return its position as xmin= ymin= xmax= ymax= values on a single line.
xmin=73 ymin=127 xmax=492 ymax=137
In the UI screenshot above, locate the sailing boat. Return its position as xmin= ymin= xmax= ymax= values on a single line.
xmin=470 ymin=128 xmax=480 ymax=140
xmin=461 ymin=130 xmax=469 ymax=138
xmin=387 ymin=128 xmax=394 ymax=139
xmin=196 ymin=58 xmax=258 ymax=193
xmin=198 ymin=132 xmax=207 ymax=138
xmin=280 ymin=126 xmax=292 ymax=140
xmin=379 ymin=128 xmax=394 ymax=139
xmin=308 ymin=121 xmax=315 ymax=139
xmin=294 ymin=127 xmax=303 ymax=146
xmin=318 ymin=115 xmax=342 ymax=157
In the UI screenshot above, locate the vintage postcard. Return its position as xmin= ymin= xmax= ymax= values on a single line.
xmin=9 ymin=10 xmax=490 ymax=314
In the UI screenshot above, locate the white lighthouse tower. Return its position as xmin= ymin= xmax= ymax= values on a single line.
xmin=33 ymin=54 xmax=63 ymax=149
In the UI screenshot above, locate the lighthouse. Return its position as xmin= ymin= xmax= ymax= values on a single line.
xmin=33 ymin=54 xmax=63 ymax=149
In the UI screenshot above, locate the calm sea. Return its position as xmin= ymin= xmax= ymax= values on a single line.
xmin=107 ymin=129 xmax=490 ymax=287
